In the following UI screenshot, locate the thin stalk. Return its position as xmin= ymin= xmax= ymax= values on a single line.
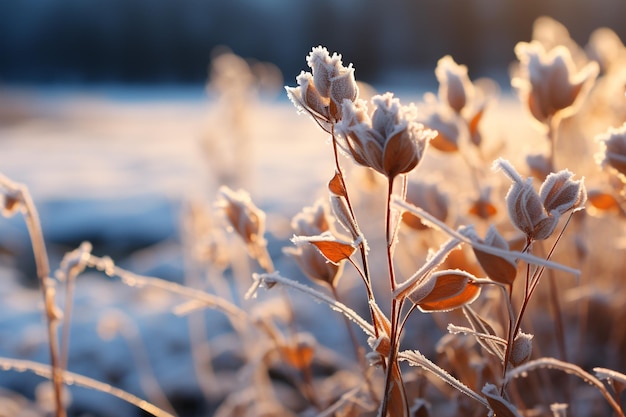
xmin=501 ymin=213 xmax=575 ymax=394
xmin=12 ymin=183 xmax=65 ymax=417
xmin=331 ymin=286 xmax=379 ymax=403
xmin=379 ymin=176 xmax=409 ymax=417
xmin=329 ymin=126 xmax=378 ymax=338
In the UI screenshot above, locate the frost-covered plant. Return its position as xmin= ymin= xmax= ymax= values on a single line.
xmin=2 ymin=18 xmax=626 ymax=417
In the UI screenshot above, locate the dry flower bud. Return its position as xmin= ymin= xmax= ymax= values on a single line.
xmin=512 ymin=41 xmax=599 ymax=127
xmin=418 ymin=102 xmax=461 ymax=153
xmin=435 ymin=55 xmax=474 ymax=113
xmin=526 ymin=153 xmax=554 ymax=181
xmin=595 ymin=122 xmax=626 ymax=181
xmin=217 ymin=186 xmax=272 ymax=271
xmin=286 ymin=46 xmax=358 ymax=127
xmin=217 ymin=186 xmax=266 ymax=247
xmin=539 ymin=169 xmax=587 ymax=215
xmin=402 ymin=180 xmax=449 ymax=230
xmin=509 ymin=331 xmax=533 ymax=367
xmin=494 ymin=158 xmax=559 ymax=240
xmin=1 ymin=189 xmax=23 ymax=217
xmin=337 ymin=93 xmax=435 ymax=179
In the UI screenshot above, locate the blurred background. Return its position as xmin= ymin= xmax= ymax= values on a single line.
xmin=1 ymin=0 xmax=625 ymax=88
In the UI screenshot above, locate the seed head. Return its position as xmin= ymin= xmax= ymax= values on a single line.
xmin=337 ymin=93 xmax=435 ymax=179
xmin=539 ymin=169 xmax=587 ymax=215
xmin=495 ymin=158 xmax=569 ymax=241
xmin=435 ymin=55 xmax=474 ymax=114
xmin=285 ymin=46 xmax=358 ymax=127
xmin=509 ymin=331 xmax=533 ymax=367
xmin=595 ymin=122 xmax=626 ymax=182
xmin=217 ymin=186 xmax=272 ymax=271
xmin=512 ymin=41 xmax=599 ymax=127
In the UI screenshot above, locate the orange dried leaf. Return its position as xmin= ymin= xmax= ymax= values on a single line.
xmin=418 ymin=271 xmax=480 ymax=312
xmin=473 ymin=249 xmax=517 ymax=285
xmin=444 ymin=247 xmax=484 ymax=278
xmin=280 ymin=344 xmax=315 ymax=370
xmin=328 ymin=172 xmax=347 ymax=197
xmin=587 ymin=189 xmax=620 ymax=211
xmin=430 ymin=132 xmax=458 ymax=153
xmin=419 ymin=271 xmax=470 ymax=304
xmin=468 ymin=108 xmax=484 ymax=136
xmin=309 ymin=239 xmax=356 ymax=264
xmin=468 ymin=199 xmax=498 ymax=219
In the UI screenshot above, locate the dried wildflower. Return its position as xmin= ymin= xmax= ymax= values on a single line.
xmin=435 ymin=55 xmax=474 ymax=114
xmin=217 ymin=186 xmax=273 ymax=271
xmin=337 ymin=93 xmax=435 ymax=179
xmin=539 ymin=169 xmax=587 ymax=215
xmin=512 ymin=41 xmax=599 ymax=127
xmin=508 ymin=331 xmax=533 ymax=367
xmin=525 ymin=153 xmax=554 ymax=181
xmin=494 ymin=158 xmax=584 ymax=241
xmin=587 ymin=27 xmax=626 ymax=74
xmin=417 ymin=101 xmax=461 ymax=153
xmin=596 ymin=122 xmax=626 ymax=181
xmin=402 ymin=180 xmax=449 ymax=230
xmin=285 ymin=46 xmax=358 ymax=127
xmin=469 ymin=225 xmax=518 ymax=285
xmin=500 ymin=166 xmax=557 ymax=240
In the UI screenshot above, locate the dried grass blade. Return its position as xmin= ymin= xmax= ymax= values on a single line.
xmin=462 ymin=306 xmax=505 ymax=361
xmin=86 ymin=255 xmax=247 ymax=323
xmin=506 ymin=358 xmax=625 ymax=417
xmin=447 ymin=324 xmax=506 ymax=361
xmin=594 ymin=367 xmax=626 ymax=396
xmin=251 ymin=272 xmax=375 ymax=338
xmin=0 ymin=357 xmax=176 ymax=417
xmin=397 ymin=350 xmax=489 ymax=409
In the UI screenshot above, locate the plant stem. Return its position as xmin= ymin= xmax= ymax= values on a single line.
xmin=329 ymin=126 xmax=378 ymax=335
xmin=379 ymin=176 xmax=409 ymax=417
xmin=18 ymin=186 xmax=65 ymax=417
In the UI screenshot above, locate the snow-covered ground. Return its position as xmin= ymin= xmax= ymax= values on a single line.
xmin=0 ymin=86 xmax=355 ymax=417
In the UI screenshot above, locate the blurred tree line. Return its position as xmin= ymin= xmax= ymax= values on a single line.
xmin=0 ymin=0 xmax=623 ymax=85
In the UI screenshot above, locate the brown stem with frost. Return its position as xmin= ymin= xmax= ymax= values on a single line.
xmin=380 ymin=176 xmax=409 ymax=417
